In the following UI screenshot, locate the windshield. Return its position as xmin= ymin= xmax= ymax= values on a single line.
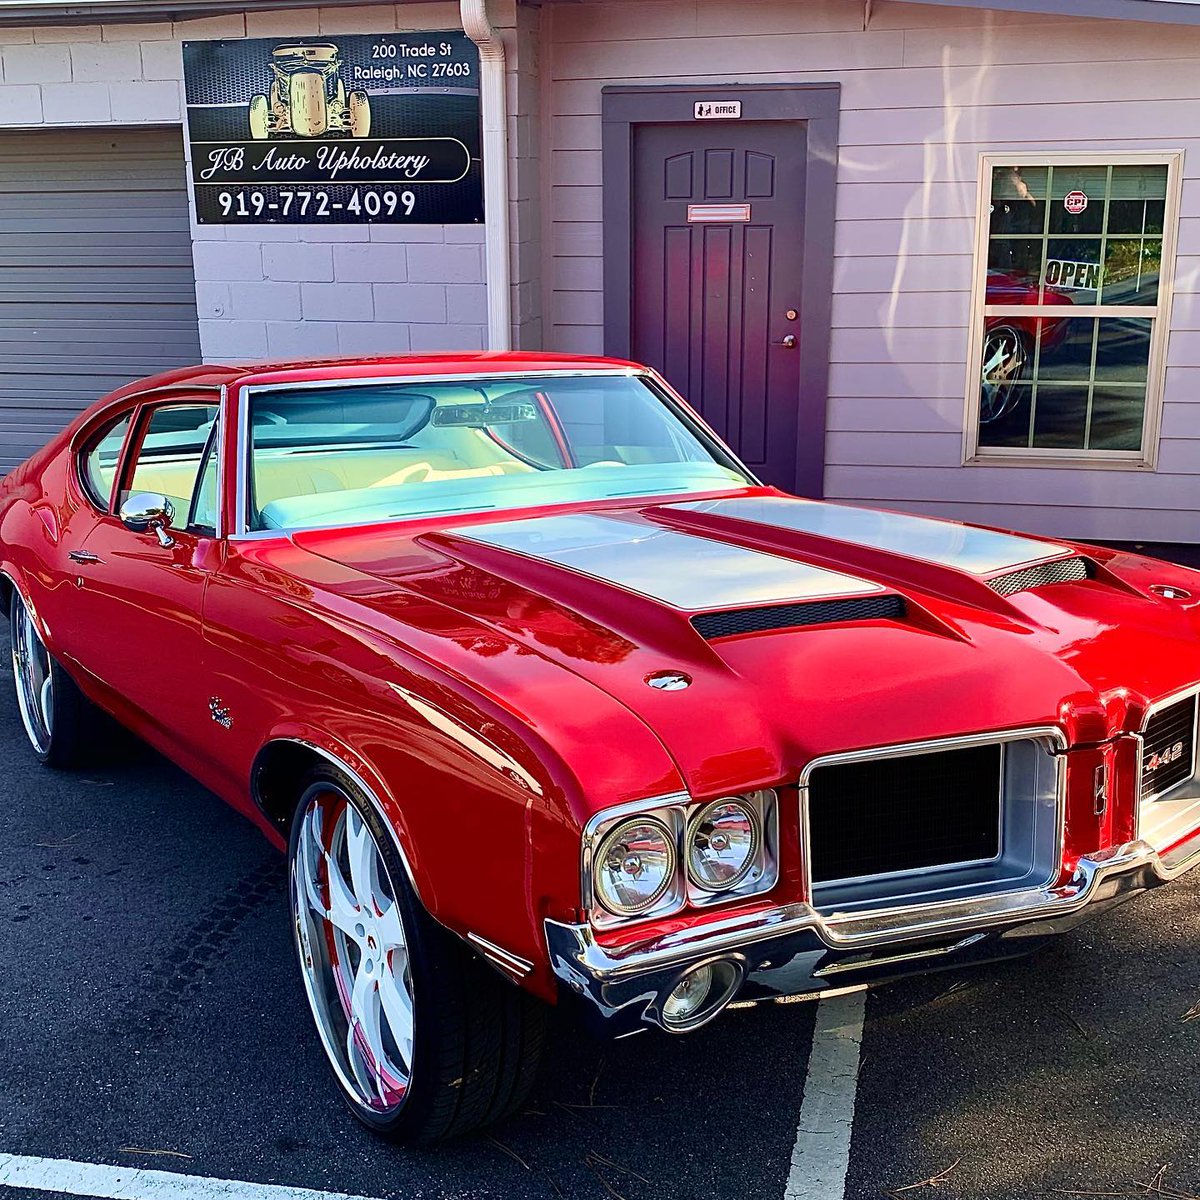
xmin=246 ymin=373 xmax=750 ymax=531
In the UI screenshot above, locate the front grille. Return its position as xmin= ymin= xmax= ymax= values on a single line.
xmin=1141 ymin=694 xmax=1198 ymax=800
xmin=988 ymin=556 xmax=1090 ymax=597
xmin=806 ymin=743 xmax=1003 ymax=884
xmin=691 ymin=594 xmax=905 ymax=640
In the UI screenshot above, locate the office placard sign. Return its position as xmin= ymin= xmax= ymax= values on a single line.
xmin=183 ymin=33 xmax=482 ymax=224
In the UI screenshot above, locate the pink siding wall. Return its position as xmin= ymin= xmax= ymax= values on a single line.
xmin=542 ymin=0 xmax=1200 ymax=542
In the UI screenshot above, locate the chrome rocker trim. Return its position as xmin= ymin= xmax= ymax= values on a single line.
xmin=547 ymin=827 xmax=1200 ymax=1036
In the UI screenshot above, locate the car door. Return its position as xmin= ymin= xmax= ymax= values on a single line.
xmin=67 ymin=397 xmax=223 ymax=763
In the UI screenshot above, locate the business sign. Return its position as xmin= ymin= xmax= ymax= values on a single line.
xmin=694 ymin=100 xmax=742 ymax=120
xmin=182 ymin=33 xmax=482 ymax=225
xmin=1045 ymin=259 xmax=1100 ymax=290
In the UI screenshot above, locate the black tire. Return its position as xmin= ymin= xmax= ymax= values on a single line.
xmin=287 ymin=766 xmax=546 ymax=1144
xmin=8 ymin=588 xmax=98 ymax=769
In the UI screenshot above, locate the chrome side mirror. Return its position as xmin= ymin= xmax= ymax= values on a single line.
xmin=120 ymin=492 xmax=176 ymax=548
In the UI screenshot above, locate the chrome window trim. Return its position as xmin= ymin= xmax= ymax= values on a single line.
xmin=1135 ymin=685 xmax=1200 ymax=817
xmin=797 ymin=725 xmax=1068 ymax=907
xmin=231 ymin=367 xmax=750 ymax=539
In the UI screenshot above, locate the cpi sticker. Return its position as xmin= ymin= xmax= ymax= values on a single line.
xmin=1064 ymin=190 xmax=1088 ymax=215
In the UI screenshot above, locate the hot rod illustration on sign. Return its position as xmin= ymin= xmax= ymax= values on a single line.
xmin=248 ymin=43 xmax=371 ymax=140
xmin=2 ymin=353 xmax=1198 ymax=1143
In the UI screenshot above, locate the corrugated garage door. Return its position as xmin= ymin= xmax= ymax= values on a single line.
xmin=0 ymin=127 xmax=201 ymax=472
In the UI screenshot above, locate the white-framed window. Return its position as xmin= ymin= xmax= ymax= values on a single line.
xmin=964 ymin=152 xmax=1183 ymax=467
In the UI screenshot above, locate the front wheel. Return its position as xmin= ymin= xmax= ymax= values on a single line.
xmin=9 ymin=589 xmax=97 ymax=768
xmin=288 ymin=769 xmax=545 ymax=1143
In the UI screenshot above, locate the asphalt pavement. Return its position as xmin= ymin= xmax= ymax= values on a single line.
xmin=1 ymin=591 xmax=1199 ymax=1199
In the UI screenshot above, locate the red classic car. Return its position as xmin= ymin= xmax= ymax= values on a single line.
xmin=3 ymin=353 xmax=1199 ymax=1143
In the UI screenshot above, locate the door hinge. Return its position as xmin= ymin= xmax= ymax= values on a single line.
xmin=209 ymin=697 xmax=233 ymax=729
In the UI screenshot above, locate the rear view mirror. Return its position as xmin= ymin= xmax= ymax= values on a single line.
xmin=431 ymin=402 xmax=539 ymax=428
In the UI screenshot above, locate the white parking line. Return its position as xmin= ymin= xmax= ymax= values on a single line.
xmin=0 ymin=1153 xmax=387 ymax=1200
xmin=783 ymin=986 xmax=868 ymax=1200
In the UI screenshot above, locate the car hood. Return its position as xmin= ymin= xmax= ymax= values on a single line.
xmin=291 ymin=492 xmax=1200 ymax=800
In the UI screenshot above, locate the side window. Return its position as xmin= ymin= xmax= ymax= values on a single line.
xmin=79 ymin=413 xmax=132 ymax=511
xmin=122 ymin=403 xmax=219 ymax=527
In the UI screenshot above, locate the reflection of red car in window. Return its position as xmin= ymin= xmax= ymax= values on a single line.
xmin=981 ymin=270 xmax=1074 ymax=424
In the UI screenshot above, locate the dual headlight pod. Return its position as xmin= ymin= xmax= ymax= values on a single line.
xmin=589 ymin=791 xmax=777 ymax=925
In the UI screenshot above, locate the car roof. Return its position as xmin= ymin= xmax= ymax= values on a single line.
xmin=105 ymin=352 xmax=646 ymax=404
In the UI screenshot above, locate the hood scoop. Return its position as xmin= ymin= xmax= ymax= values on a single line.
xmin=692 ymin=593 xmax=907 ymax=640
xmin=987 ymin=556 xmax=1091 ymax=597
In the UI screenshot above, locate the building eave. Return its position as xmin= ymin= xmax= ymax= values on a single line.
xmin=882 ymin=0 xmax=1200 ymax=26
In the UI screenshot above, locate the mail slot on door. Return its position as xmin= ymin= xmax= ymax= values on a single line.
xmin=687 ymin=203 xmax=752 ymax=223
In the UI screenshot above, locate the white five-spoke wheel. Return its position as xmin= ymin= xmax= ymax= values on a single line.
xmin=8 ymin=589 xmax=95 ymax=768
xmin=293 ymin=786 xmax=415 ymax=1116
xmin=286 ymin=769 xmax=547 ymax=1143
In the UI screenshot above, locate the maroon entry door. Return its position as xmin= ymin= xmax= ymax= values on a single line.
xmin=631 ymin=121 xmax=807 ymax=490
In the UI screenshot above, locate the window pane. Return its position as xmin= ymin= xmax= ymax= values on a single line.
xmin=1047 ymin=166 xmax=1107 ymax=235
xmin=978 ymin=382 xmax=1033 ymax=448
xmin=81 ymin=414 xmax=131 ymax=510
xmin=1033 ymin=316 xmax=1096 ymax=383
xmin=986 ymin=240 xmax=1043 ymax=301
xmin=1088 ymin=385 xmax=1147 ymax=450
xmin=1031 ymin=384 xmax=1089 ymax=449
xmin=1107 ymin=164 xmax=1168 ymax=235
xmin=1102 ymin=238 xmax=1161 ymax=305
xmin=1094 ymin=317 xmax=1151 ymax=383
xmin=123 ymin=404 xmax=219 ymax=516
xmin=1044 ymin=238 xmax=1102 ymax=300
xmin=989 ymin=165 xmax=1047 ymax=236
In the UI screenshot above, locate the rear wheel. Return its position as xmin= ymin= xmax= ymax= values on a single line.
xmin=288 ymin=768 xmax=545 ymax=1143
xmin=9 ymin=589 xmax=96 ymax=768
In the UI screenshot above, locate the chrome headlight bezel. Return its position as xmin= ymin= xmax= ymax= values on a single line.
xmin=583 ymin=797 xmax=687 ymax=929
xmin=686 ymin=796 xmax=763 ymax=893
xmin=686 ymin=790 xmax=779 ymax=907
xmin=582 ymin=790 xmax=780 ymax=926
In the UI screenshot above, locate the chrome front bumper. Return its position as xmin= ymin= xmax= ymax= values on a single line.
xmin=546 ymin=829 xmax=1200 ymax=1036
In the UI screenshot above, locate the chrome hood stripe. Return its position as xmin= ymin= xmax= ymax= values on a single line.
xmin=453 ymin=513 xmax=884 ymax=611
xmin=674 ymin=496 xmax=1073 ymax=577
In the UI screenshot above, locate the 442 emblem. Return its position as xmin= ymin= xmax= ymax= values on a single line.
xmin=1146 ymin=741 xmax=1186 ymax=772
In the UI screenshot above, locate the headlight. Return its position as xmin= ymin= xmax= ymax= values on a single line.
xmin=687 ymin=797 xmax=761 ymax=891
xmin=594 ymin=816 xmax=677 ymax=917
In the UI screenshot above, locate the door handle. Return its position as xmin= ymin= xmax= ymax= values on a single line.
xmin=773 ymin=334 xmax=797 ymax=349
xmin=67 ymin=550 xmax=103 ymax=565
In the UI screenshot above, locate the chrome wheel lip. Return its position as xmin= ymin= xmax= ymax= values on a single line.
xmin=11 ymin=596 xmax=53 ymax=756
xmin=290 ymin=786 xmax=415 ymax=1118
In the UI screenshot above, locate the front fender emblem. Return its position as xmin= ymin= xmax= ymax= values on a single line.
xmin=646 ymin=671 xmax=692 ymax=691
xmin=209 ymin=697 xmax=233 ymax=729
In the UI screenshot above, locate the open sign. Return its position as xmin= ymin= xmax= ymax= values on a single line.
xmin=1045 ymin=259 xmax=1100 ymax=290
